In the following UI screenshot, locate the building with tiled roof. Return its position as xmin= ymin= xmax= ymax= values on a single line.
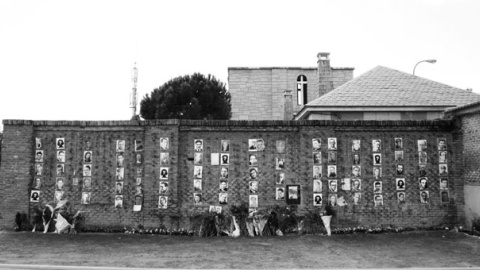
xmin=294 ymin=66 xmax=480 ymax=121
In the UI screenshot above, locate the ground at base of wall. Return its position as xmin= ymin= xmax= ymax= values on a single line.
xmin=0 ymin=231 xmax=479 ymax=268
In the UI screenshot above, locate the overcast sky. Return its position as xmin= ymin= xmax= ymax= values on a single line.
xmin=1 ymin=0 xmax=479 ymax=131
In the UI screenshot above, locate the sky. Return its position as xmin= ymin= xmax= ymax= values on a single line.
xmin=1 ymin=0 xmax=479 ymax=131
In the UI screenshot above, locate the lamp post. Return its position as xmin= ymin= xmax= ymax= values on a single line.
xmin=413 ymin=59 xmax=437 ymax=75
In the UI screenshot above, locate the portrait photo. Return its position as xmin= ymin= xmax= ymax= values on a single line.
xmin=160 ymin=152 xmax=170 ymax=165
xmin=135 ymin=185 xmax=143 ymax=196
xmin=327 ymin=138 xmax=337 ymax=150
xmin=84 ymin=151 xmax=92 ymax=163
xmin=116 ymin=167 xmax=124 ymax=180
xmin=209 ymin=205 xmax=216 ymax=213
xmin=193 ymin=193 xmax=202 ymax=205
xmin=158 ymin=196 xmax=168 ymax=209
xmin=372 ymin=139 xmax=381 ymax=152
xmin=313 ymin=179 xmax=322 ymax=192
xmin=373 ymin=181 xmax=382 ymax=193
xmin=115 ymin=195 xmax=123 ymax=208
xmin=397 ymin=192 xmax=406 ymax=203
xmin=275 ymin=157 xmax=285 ymax=170
xmin=440 ymin=190 xmax=449 ymax=203
xmin=373 ymin=153 xmax=382 ymax=165
xmin=249 ymin=154 xmax=258 ymax=166
xmin=57 ymin=150 xmax=66 ymax=163
xmin=313 ymin=166 xmax=322 ymax=179
xmin=439 ymin=151 xmax=447 ymax=163
xmin=249 ymin=195 xmax=258 ymax=208
xmin=327 ymin=165 xmax=337 ymax=178
xmin=352 ymin=179 xmax=361 ymax=192
xmin=276 ymin=187 xmax=285 ymax=200
xmin=313 ymin=152 xmax=322 ymax=165
xmin=219 ymin=180 xmax=228 ymax=192
xmin=313 ymin=194 xmax=322 ymax=206
xmin=216 ymin=206 xmax=223 ymax=214
xmin=276 ymin=140 xmax=286 ymax=153
xmin=81 ymin=192 xmax=91 ymax=205
xmin=255 ymin=139 xmax=265 ymax=151
xmin=160 ymin=137 xmax=169 ymax=150
xmin=419 ymin=151 xmax=428 ymax=164
xmin=30 ymin=190 xmax=40 ymax=202
xmin=35 ymin=150 xmax=44 ymax=162
xmin=396 ymin=178 xmax=406 ymax=190
xmin=419 ymin=177 xmax=428 ymax=190
xmin=193 ymin=179 xmax=202 ymax=191
xmin=221 ymin=153 xmax=229 ymax=165
xmin=373 ymin=166 xmax=382 ymax=179
xmin=56 ymin=138 xmax=65 ymax=150
xmin=82 ymin=164 xmax=91 ymax=177
xmin=85 ymin=141 xmax=92 ymax=150
xmin=249 ymin=181 xmax=258 ymax=194
xmin=328 ymin=194 xmax=337 ymax=206
xmin=439 ymin=164 xmax=448 ymax=176
xmin=33 ymin=177 xmax=42 ymax=189
xmin=394 ymin=138 xmax=403 ymax=149
xmin=286 ymin=185 xmax=300 ymax=205
xmin=396 ymin=164 xmax=404 ymax=176
xmin=220 ymin=167 xmax=229 ymax=178
xmin=134 ymin=139 xmax=143 ymax=152
xmin=277 ymin=172 xmax=285 ymax=185
xmin=160 ymin=167 xmax=169 ymax=179
xmin=57 ymin=164 xmax=65 ymax=176
xmin=312 ymin=138 xmax=321 ymax=151
xmin=193 ymin=166 xmax=202 ymax=179
xmin=116 ymin=153 xmax=125 ymax=166
xmin=440 ymin=178 xmax=448 ymax=190
xmin=418 ymin=165 xmax=427 ymax=177
xmin=353 ymin=192 xmax=361 ymax=205
xmin=83 ymin=177 xmax=92 ymax=189
xmin=374 ymin=195 xmax=384 ymax=206
xmin=328 ymin=151 xmax=337 ymax=164
xmin=353 ymin=154 xmax=360 ymax=165
xmin=248 ymin=139 xmax=258 ymax=151
xmin=352 ymin=140 xmax=361 ymax=152
xmin=221 ymin=140 xmax=230 ymax=152
xmin=420 ymin=191 xmax=429 ymax=204
xmin=36 ymin=137 xmax=42 ymax=149
xmin=56 ymin=177 xmax=65 ymax=190
xmin=249 ymin=167 xmax=258 ymax=179
xmin=437 ymin=138 xmax=447 ymax=151
xmin=54 ymin=190 xmax=64 ymax=204
xmin=116 ymin=140 xmax=125 ymax=152
xmin=194 ymin=139 xmax=204 ymax=152
xmin=352 ymin=166 xmax=361 ymax=178
xmin=417 ymin=139 xmax=427 ymax=152
xmin=219 ymin=193 xmax=228 ymax=205
xmin=328 ymin=180 xmax=338 ymax=193
xmin=135 ymin=153 xmax=143 ymax=164
xmin=115 ymin=181 xmax=123 ymax=194
xmin=395 ymin=151 xmax=404 ymax=163
xmin=134 ymin=195 xmax=143 ymax=206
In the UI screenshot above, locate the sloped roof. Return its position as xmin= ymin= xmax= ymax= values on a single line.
xmin=306 ymin=66 xmax=480 ymax=107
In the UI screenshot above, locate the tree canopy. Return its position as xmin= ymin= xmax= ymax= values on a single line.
xmin=140 ymin=73 xmax=231 ymax=120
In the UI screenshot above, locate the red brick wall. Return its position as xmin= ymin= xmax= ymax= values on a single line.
xmin=0 ymin=119 xmax=463 ymax=230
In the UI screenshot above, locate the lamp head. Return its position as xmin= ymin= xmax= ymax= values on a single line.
xmin=426 ymin=59 xmax=437 ymax=64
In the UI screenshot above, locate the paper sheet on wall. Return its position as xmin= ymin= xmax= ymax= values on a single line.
xmin=133 ymin=205 xmax=142 ymax=212
xmin=211 ymin=153 xmax=220 ymax=165
xmin=341 ymin=178 xmax=351 ymax=191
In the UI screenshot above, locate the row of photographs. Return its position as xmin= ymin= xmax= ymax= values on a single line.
xmin=319 ymin=178 xmax=449 ymax=193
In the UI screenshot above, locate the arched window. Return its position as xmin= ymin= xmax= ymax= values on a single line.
xmin=297 ymin=75 xmax=308 ymax=105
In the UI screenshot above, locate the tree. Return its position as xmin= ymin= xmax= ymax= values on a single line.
xmin=140 ymin=73 xmax=231 ymax=120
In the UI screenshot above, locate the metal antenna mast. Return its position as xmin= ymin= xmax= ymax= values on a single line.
xmin=130 ymin=62 xmax=138 ymax=119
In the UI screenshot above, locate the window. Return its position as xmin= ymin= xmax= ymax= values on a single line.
xmin=297 ymin=75 xmax=307 ymax=105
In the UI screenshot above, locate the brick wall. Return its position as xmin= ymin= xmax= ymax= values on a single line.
xmin=0 ymin=119 xmax=464 ymax=230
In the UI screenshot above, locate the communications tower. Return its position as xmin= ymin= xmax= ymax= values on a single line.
xmin=130 ymin=63 xmax=138 ymax=120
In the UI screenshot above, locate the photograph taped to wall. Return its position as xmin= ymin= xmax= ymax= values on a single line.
xmin=440 ymin=178 xmax=448 ymax=190
xmin=417 ymin=139 xmax=427 ymax=152
xmin=328 ymin=194 xmax=337 ymax=206
xmin=36 ymin=138 xmax=42 ymax=149
xmin=193 ymin=166 xmax=202 ymax=179
xmin=159 ymin=181 xmax=169 ymax=194
xmin=286 ymin=185 xmax=300 ymax=205
xmin=396 ymin=178 xmax=406 ymax=190
xmin=276 ymin=187 xmax=285 ymax=200
xmin=194 ymin=152 xmax=203 ymax=165
xmin=397 ymin=192 xmax=406 ymax=203
xmin=419 ymin=151 xmax=428 ymax=164
xmin=115 ymin=195 xmax=123 ymax=208
xmin=83 ymin=177 xmax=92 ymax=189
xmin=249 ymin=181 xmax=258 ymax=194
xmin=439 ymin=164 xmax=448 ymax=176
xmin=56 ymin=138 xmax=65 ymax=150
xmin=276 ymin=157 xmax=285 ymax=170
xmin=57 ymin=164 xmax=65 ymax=176
xmin=248 ymin=139 xmax=258 ymax=151
xmin=134 ymin=139 xmax=143 ymax=152
xmin=160 ymin=167 xmax=169 ymax=179
xmin=158 ymin=196 xmax=168 ymax=209
xmin=439 ymin=151 xmax=447 ymax=163
xmin=373 ymin=181 xmax=382 ymax=193
xmin=352 ymin=139 xmax=361 ymax=152
xmin=134 ymin=195 xmax=143 ymax=207
xmin=220 ymin=167 xmax=229 ymax=178
xmin=374 ymin=195 xmax=384 ymax=206
xmin=353 ymin=192 xmax=361 ymax=205
xmin=221 ymin=153 xmax=229 ymax=165
xmin=353 ymin=154 xmax=360 ymax=165
xmin=193 ymin=179 xmax=202 ymax=191
xmin=135 ymin=153 xmax=142 ymax=164
xmin=134 ymin=185 xmax=143 ymax=196
xmin=116 ymin=153 xmax=125 ymax=166
xmin=216 ymin=206 xmax=223 ymax=214
xmin=81 ymin=192 xmax=90 ymax=204
xmin=396 ymin=164 xmax=404 ymax=176
xmin=116 ymin=167 xmax=124 ymax=180
xmin=35 ymin=150 xmax=44 ymax=162
xmin=313 ymin=179 xmax=322 ymax=192
xmin=313 ymin=193 xmax=322 ymax=206
xmin=341 ymin=178 xmax=351 ymax=191
xmin=54 ymin=190 xmax=64 ymax=204
xmin=440 ymin=190 xmax=449 ymax=203
xmin=208 ymin=205 xmax=216 ymax=213
xmin=373 ymin=166 xmax=382 ymax=179
xmin=312 ymin=138 xmax=321 ymax=151
xmin=419 ymin=177 xmax=428 ymax=190
xmin=313 ymin=166 xmax=322 ymax=179
xmin=372 ymin=139 xmax=381 ymax=152
xmin=313 ymin=152 xmax=322 ymax=164
xmin=84 ymin=151 xmax=92 ymax=163
xmin=55 ymin=177 xmax=65 ymax=190
xmin=136 ymin=167 xmax=143 ymax=177
xmin=249 ymin=167 xmax=258 ymax=179
xmin=249 ymin=195 xmax=258 ymax=208
xmin=194 ymin=139 xmax=204 ymax=152
xmin=373 ymin=153 xmax=382 ymax=165
xmin=82 ymin=164 xmax=91 ymax=177
xmin=352 ymin=165 xmax=361 ymax=178
xmin=328 ymin=180 xmax=338 ymax=193
xmin=219 ymin=180 xmax=228 ymax=192
xmin=327 ymin=165 xmax=337 ymax=178
xmin=193 ymin=193 xmax=202 ymax=205
xmin=437 ymin=138 xmax=447 ymax=151
xmin=277 ymin=172 xmax=285 ymax=184
xmin=160 ymin=137 xmax=169 ymax=150
xmin=221 ymin=140 xmax=230 ymax=152
xmin=351 ymin=179 xmax=361 ymax=191
xmin=328 ymin=151 xmax=337 ymax=164
xmin=418 ymin=165 xmax=427 ymax=177
xmin=160 ymin=152 xmax=170 ymax=165
xmin=255 ymin=139 xmax=265 ymax=151
xmin=276 ymin=140 xmax=286 ymax=153
xmin=219 ymin=193 xmax=228 ymax=205
xmin=395 ymin=151 xmax=404 ymax=163
xmin=30 ymin=190 xmax=40 ymax=202
xmin=211 ymin=153 xmax=220 ymax=165
xmin=116 ymin=140 xmax=125 ymax=152
xmin=327 ymin=138 xmax=337 ymax=150
xmin=33 ymin=177 xmax=41 ymax=189
xmin=57 ymin=150 xmax=66 ymax=163
xmin=420 ymin=191 xmax=429 ymax=203
xmin=395 ymin=138 xmax=403 ymax=149
xmin=249 ymin=154 xmax=258 ymax=166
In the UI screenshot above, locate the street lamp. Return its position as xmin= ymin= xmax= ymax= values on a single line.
xmin=413 ymin=59 xmax=437 ymax=75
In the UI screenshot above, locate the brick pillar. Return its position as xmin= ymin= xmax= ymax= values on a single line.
xmin=283 ymin=90 xmax=293 ymax=120
xmin=317 ymin=52 xmax=333 ymax=97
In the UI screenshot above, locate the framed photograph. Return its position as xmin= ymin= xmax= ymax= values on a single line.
xmin=35 ymin=150 xmax=44 ymax=162
xmin=395 ymin=151 xmax=404 ymax=163
xmin=81 ymin=192 xmax=91 ymax=205
xmin=327 ymin=165 xmax=337 ymax=178
xmin=54 ymin=190 xmax=64 ymax=204
xmin=313 ymin=166 xmax=322 ymax=179
xmin=353 ymin=154 xmax=360 ymax=165
xmin=159 ymin=181 xmax=169 ymax=194
xmin=372 ymin=139 xmax=381 ymax=152
xmin=313 ymin=179 xmax=322 ymax=192
xmin=57 ymin=164 xmax=65 ymax=176
xmin=396 ymin=164 xmax=404 ymax=176
xmin=160 ymin=167 xmax=169 ymax=179
xmin=33 ymin=177 xmax=42 ymax=189
xmin=276 ymin=187 xmax=285 ymax=200
xmin=249 ymin=139 xmax=265 ymax=151
xmin=116 ymin=167 xmax=124 ymax=180
xmin=221 ymin=140 xmax=230 ymax=152
xmin=328 ymin=151 xmax=337 ymax=164
xmin=440 ymin=178 xmax=448 ymax=190
xmin=351 ymin=179 xmax=361 ymax=192
xmin=437 ymin=138 xmax=447 ymax=151
xmin=160 ymin=137 xmax=169 ymax=150
xmin=160 ymin=152 xmax=170 ymax=165
xmin=220 ymin=167 xmax=229 ymax=178
xmin=313 ymin=152 xmax=322 ymax=165
xmin=341 ymin=178 xmax=351 ymax=191
xmin=134 ymin=195 xmax=143 ymax=207
xmin=55 ymin=177 xmax=65 ymax=190
xmin=193 ymin=193 xmax=202 ymax=205
xmin=36 ymin=138 xmax=42 ymax=149
xmin=312 ymin=138 xmax=321 ymax=151
xmin=209 ymin=205 xmax=216 ymax=213
xmin=352 ymin=166 xmax=361 ymax=178
xmin=286 ymin=185 xmax=300 ymax=205
xmin=275 ymin=157 xmax=285 ymax=170
xmin=313 ymin=194 xmax=323 ymax=206
xmin=373 ymin=153 xmax=382 ymax=165
xmin=221 ymin=153 xmax=229 ymax=165
xmin=374 ymin=195 xmax=384 ymax=206
xmin=327 ymin=138 xmax=337 ymax=150
xmin=255 ymin=139 xmax=265 ymax=151
xmin=35 ymin=163 xmax=43 ymax=175
xmin=328 ymin=194 xmax=337 ymax=206
xmin=249 ymin=167 xmax=258 ymax=179
xmin=353 ymin=192 xmax=361 ymax=205
xmin=397 ymin=192 xmax=406 ymax=203
xmin=194 ymin=139 xmax=204 ymax=152
xmin=420 ymin=191 xmax=429 ymax=204
xmin=328 ymin=180 xmax=338 ymax=193
xmin=84 ymin=151 xmax=92 ymax=163
xmin=193 ymin=166 xmax=202 ymax=179
xmin=135 ymin=177 xmax=142 ymax=186
xmin=419 ymin=177 xmax=428 ymax=190
xmin=417 ymin=139 xmax=427 ymax=152
xmin=158 ymin=196 xmax=168 ymax=209
xmin=134 ymin=139 xmax=144 ymax=152
xmin=440 ymin=190 xmax=449 ymax=203
xmin=249 ymin=195 xmax=258 ymax=208
xmin=56 ymin=138 xmax=65 ymax=150
xmin=211 ymin=153 xmax=220 ymax=165
xmin=219 ymin=180 xmax=228 ymax=192
xmin=352 ymin=140 xmax=361 ymax=152
xmin=116 ymin=153 xmax=125 ymax=166
xmin=193 ymin=179 xmax=202 ymax=191
xmin=249 ymin=181 xmax=258 ymax=194
xmin=373 ymin=181 xmax=382 ymax=193
xmin=439 ymin=164 xmax=448 ymax=176
xmin=373 ymin=166 xmax=382 ymax=179
xmin=116 ymin=140 xmax=125 ymax=152
xmin=395 ymin=138 xmax=403 ymax=149
xmin=115 ymin=195 xmax=123 ymax=208
xmin=276 ymin=140 xmax=286 ymax=153
xmin=30 ymin=190 xmax=40 ymax=202
xmin=439 ymin=151 xmax=447 ymax=163
xmin=277 ymin=172 xmax=285 ymax=185
xmin=248 ymin=154 xmax=258 ymax=166
xmin=419 ymin=151 xmax=428 ymax=164
xmin=219 ymin=193 xmax=228 ymax=205
xmin=135 ymin=153 xmax=143 ymax=164
xmin=83 ymin=177 xmax=92 ymax=189
xmin=57 ymin=150 xmax=66 ymax=163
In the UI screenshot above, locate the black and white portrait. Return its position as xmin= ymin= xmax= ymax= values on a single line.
xmin=276 ymin=140 xmax=286 ymax=153
xmin=33 ymin=177 xmax=41 ymax=189
xmin=419 ymin=151 xmax=428 ymax=164
xmin=193 ymin=193 xmax=202 ymax=205
xmin=35 ymin=150 xmax=44 ymax=162
xmin=116 ymin=153 xmax=125 ymax=166
xmin=374 ymin=195 xmax=383 ymax=206
xmin=135 ymin=177 xmax=142 ymax=186
xmin=160 ymin=152 xmax=170 ymax=165
xmin=396 ymin=164 xmax=404 ymax=176
xmin=313 ymin=152 xmax=322 ymax=165
xmin=81 ymin=192 xmax=91 ymax=205
xmin=397 ymin=192 xmax=406 ymax=203
xmin=56 ymin=177 xmax=65 ymax=190
xmin=249 ymin=194 xmax=258 ymax=208
xmin=328 ymin=151 xmax=337 ymax=164
xmin=135 ymin=153 xmax=142 ymax=164
xmin=56 ymin=138 xmax=65 ymax=150
xmin=159 ymin=181 xmax=169 ymax=194
xmin=420 ymin=191 xmax=429 ymax=204
xmin=54 ymin=190 xmax=64 ymax=204
xmin=419 ymin=177 xmax=428 ymax=190
xmin=353 ymin=192 xmax=361 ymax=205
xmin=221 ymin=140 xmax=230 ymax=152
xmin=221 ymin=153 xmax=229 ymax=165
xmin=277 ymin=172 xmax=285 ymax=185
xmin=437 ymin=138 xmax=447 ymax=151
xmin=327 ymin=165 xmax=337 ymax=178
xmin=373 ymin=166 xmax=382 ymax=179
xmin=328 ymin=194 xmax=337 ymax=206
xmin=275 ymin=157 xmax=285 ymax=170
xmin=313 ymin=166 xmax=322 ymax=179
xmin=220 ymin=167 xmax=229 ymax=178
xmin=57 ymin=164 xmax=65 ymax=176
xmin=160 ymin=167 xmax=169 ymax=179
xmin=83 ymin=177 xmax=92 ymax=189
xmin=193 ymin=179 xmax=202 ymax=191
xmin=417 ymin=139 xmax=427 ymax=152
xmin=373 ymin=181 xmax=382 ymax=193
xmin=193 ymin=166 xmax=202 ymax=179
xmin=57 ymin=150 xmax=66 ymax=163
xmin=35 ymin=138 xmax=42 ymax=149
xmin=440 ymin=178 xmax=448 ymax=190
xmin=194 ymin=139 xmax=204 ymax=152
xmin=394 ymin=138 xmax=403 ymax=149
xmin=313 ymin=194 xmax=322 ymax=206
xmin=352 ymin=165 xmax=361 ymax=178
xmin=249 ymin=181 xmax=258 ymax=194
xmin=84 ymin=151 xmax=92 ymax=163
xmin=219 ymin=193 xmax=228 ymax=205
xmin=115 ymin=181 xmax=124 ymax=195
xmin=439 ymin=164 xmax=448 ymax=176
xmin=352 ymin=140 xmax=361 ymax=152
xmin=30 ymin=190 xmax=40 ymax=202
xmin=353 ymin=154 xmax=360 ymax=165
xmin=395 ymin=151 xmax=404 ymax=163
xmin=134 ymin=139 xmax=143 ymax=152
xmin=249 ymin=167 xmax=258 ymax=179
xmin=352 ymin=179 xmax=361 ymax=192
xmin=255 ymin=139 xmax=265 ymax=151
xmin=396 ymin=178 xmax=406 ymax=190
xmin=372 ymin=139 xmax=381 ymax=152
xmin=116 ymin=167 xmax=124 ymax=180
xmin=312 ymin=138 xmax=321 ymax=151
xmin=194 ymin=152 xmax=203 ymax=165
xmin=313 ymin=179 xmax=322 ymax=192
xmin=276 ymin=188 xmax=285 ymax=200
xmin=249 ymin=154 xmax=258 ymax=166
xmin=158 ymin=196 xmax=168 ymax=209
xmin=116 ymin=140 xmax=125 ymax=152
xmin=135 ymin=184 xmax=143 ymax=196
xmin=115 ymin=195 xmax=123 ymax=208
xmin=160 ymin=137 xmax=169 ymax=150
xmin=373 ymin=153 xmax=382 ymax=165
xmin=327 ymin=138 xmax=337 ymax=150
xmin=219 ymin=180 xmax=228 ymax=192
xmin=328 ymin=180 xmax=338 ymax=193
xmin=439 ymin=151 xmax=447 ymax=163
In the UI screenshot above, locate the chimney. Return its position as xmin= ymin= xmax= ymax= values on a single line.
xmin=317 ymin=52 xmax=333 ymax=97
xmin=283 ymin=90 xmax=293 ymax=120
